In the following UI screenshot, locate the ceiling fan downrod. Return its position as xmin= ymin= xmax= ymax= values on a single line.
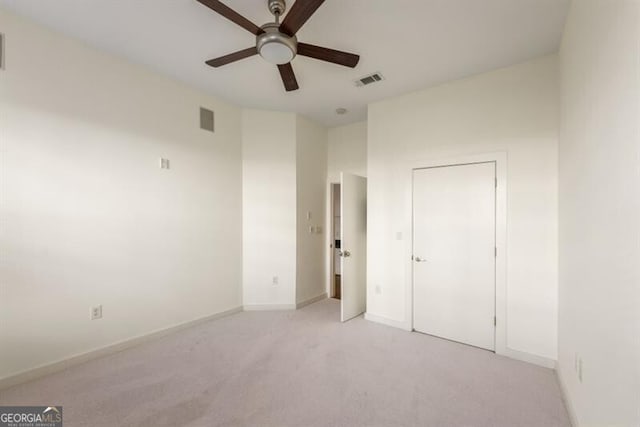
xmin=268 ymin=0 xmax=286 ymax=23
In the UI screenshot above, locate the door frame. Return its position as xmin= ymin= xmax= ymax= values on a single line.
xmin=327 ymin=182 xmax=339 ymax=298
xmin=407 ymin=152 xmax=507 ymax=357
xmin=326 ymin=179 xmax=339 ymax=298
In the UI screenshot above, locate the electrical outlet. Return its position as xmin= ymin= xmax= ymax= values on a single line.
xmin=272 ymin=276 xmax=279 ymax=285
xmin=91 ymin=305 xmax=102 ymax=320
xmin=375 ymin=285 xmax=382 ymax=295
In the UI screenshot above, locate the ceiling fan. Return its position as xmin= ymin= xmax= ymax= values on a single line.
xmin=196 ymin=0 xmax=360 ymax=91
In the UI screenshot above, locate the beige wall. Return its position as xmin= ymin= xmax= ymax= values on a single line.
xmin=0 ymin=9 xmax=243 ymax=380
xmin=327 ymin=121 xmax=367 ymax=182
xmin=242 ymin=110 xmax=328 ymax=309
xmin=241 ymin=110 xmax=297 ymax=308
xmin=367 ymin=56 xmax=559 ymax=363
xmin=296 ymin=116 xmax=328 ymax=305
xmin=325 ymin=121 xmax=367 ymax=295
xmin=558 ymin=1 xmax=640 ymax=425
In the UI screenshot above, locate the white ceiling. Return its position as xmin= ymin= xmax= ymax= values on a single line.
xmin=0 ymin=0 xmax=569 ymax=127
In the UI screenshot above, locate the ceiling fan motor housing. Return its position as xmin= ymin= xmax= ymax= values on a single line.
xmin=257 ymin=23 xmax=297 ymax=64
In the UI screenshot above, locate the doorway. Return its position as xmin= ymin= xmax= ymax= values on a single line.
xmin=412 ymin=162 xmax=496 ymax=351
xmin=330 ymin=183 xmax=341 ymax=300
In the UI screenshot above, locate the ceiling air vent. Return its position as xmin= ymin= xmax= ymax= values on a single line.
xmin=355 ymin=72 xmax=384 ymax=87
xmin=200 ymin=107 xmax=214 ymax=133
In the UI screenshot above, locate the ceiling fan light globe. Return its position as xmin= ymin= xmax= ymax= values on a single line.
xmin=259 ymin=42 xmax=294 ymax=65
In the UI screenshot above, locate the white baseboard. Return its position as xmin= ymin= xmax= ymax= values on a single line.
xmin=0 ymin=306 xmax=243 ymax=391
xmin=243 ymin=294 xmax=326 ymax=312
xmin=296 ymin=293 xmax=327 ymax=309
xmin=243 ymin=304 xmax=296 ymax=311
xmin=364 ymin=312 xmax=412 ymax=331
xmin=556 ymin=367 xmax=580 ymax=427
xmin=364 ymin=312 xmax=557 ymax=369
xmin=501 ymin=347 xmax=557 ymax=369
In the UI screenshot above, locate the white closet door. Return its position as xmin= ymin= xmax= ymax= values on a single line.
xmin=413 ymin=162 xmax=496 ymax=350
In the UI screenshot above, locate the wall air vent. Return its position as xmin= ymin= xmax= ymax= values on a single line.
xmin=355 ymin=72 xmax=384 ymax=87
xmin=200 ymin=107 xmax=214 ymax=132
xmin=0 ymin=33 xmax=5 ymax=70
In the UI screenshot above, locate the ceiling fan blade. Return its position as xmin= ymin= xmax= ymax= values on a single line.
xmin=196 ymin=0 xmax=263 ymax=35
xmin=278 ymin=63 xmax=299 ymax=91
xmin=206 ymin=47 xmax=257 ymax=67
xmin=279 ymin=0 xmax=325 ymax=36
xmin=297 ymin=43 xmax=360 ymax=68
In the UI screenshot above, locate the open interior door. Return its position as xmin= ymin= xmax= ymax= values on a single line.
xmin=340 ymin=172 xmax=367 ymax=322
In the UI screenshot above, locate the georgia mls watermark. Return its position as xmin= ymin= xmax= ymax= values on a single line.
xmin=0 ymin=406 xmax=62 ymax=427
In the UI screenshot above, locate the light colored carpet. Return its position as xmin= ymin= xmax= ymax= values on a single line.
xmin=0 ymin=299 xmax=570 ymax=426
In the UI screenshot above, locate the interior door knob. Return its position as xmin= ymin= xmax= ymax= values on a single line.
xmin=415 ymin=257 xmax=426 ymax=262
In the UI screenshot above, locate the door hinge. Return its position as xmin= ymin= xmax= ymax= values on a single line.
xmin=494 ymin=247 xmax=497 ymax=257
xmin=495 ymin=177 xmax=498 ymax=188
xmin=494 ymin=316 xmax=497 ymax=326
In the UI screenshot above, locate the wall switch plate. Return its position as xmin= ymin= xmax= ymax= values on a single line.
xmin=272 ymin=276 xmax=279 ymax=285
xmin=396 ymin=232 xmax=403 ymax=240
xmin=309 ymin=226 xmax=315 ymax=234
xmin=578 ymin=357 xmax=583 ymax=383
xmin=159 ymin=158 xmax=170 ymax=169
xmin=306 ymin=211 xmax=312 ymax=220
xmin=91 ymin=305 xmax=102 ymax=320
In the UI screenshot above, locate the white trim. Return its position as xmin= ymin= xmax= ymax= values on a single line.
xmin=405 ymin=152 xmax=509 ymax=356
xmin=501 ymin=347 xmax=556 ymax=369
xmin=242 ymin=304 xmax=296 ymax=311
xmin=365 ymin=312 xmax=412 ymax=331
xmin=296 ymin=293 xmax=327 ymax=309
xmin=0 ymin=306 xmax=243 ymax=391
xmin=556 ymin=367 xmax=580 ymax=427
xmin=326 ymin=180 xmax=339 ymax=298
xmin=366 ymin=312 xmax=556 ymax=369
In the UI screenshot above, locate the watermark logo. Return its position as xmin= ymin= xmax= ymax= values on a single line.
xmin=0 ymin=406 xmax=63 ymax=427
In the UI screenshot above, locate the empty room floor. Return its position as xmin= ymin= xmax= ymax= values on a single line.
xmin=0 ymin=300 xmax=570 ymax=427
